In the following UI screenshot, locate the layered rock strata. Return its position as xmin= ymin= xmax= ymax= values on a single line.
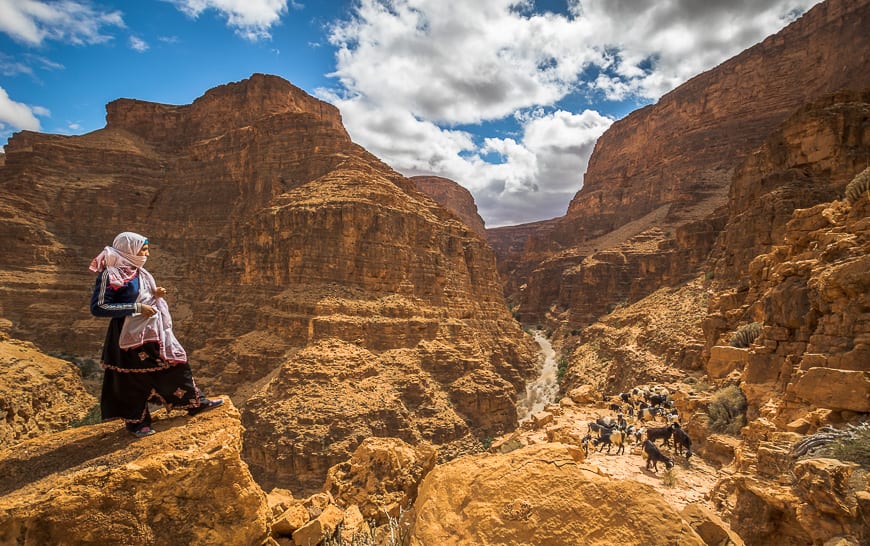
xmin=411 ymin=175 xmax=486 ymax=238
xmin=493 ymin=0 xmax=870 ymax=327
xmin=0 ymin=74 xmax=538 ymax=494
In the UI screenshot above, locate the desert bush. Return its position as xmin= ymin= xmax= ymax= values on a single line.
xmin=69 ymin=404 xmax=101 ymax=428
xmin=792 ymin=423 xmax=870 ymax=467
xmin=845 ymin=166 xmax=870 ymax=203
xmin=729 ymin=322 xmax=762 ymax=348
xmin=706 ymin=385 xmax=747 ymax=435
xmin=660 ymin=467 xmax=677 ymax=487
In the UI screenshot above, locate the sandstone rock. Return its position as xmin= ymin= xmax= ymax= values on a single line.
xmin=496 ymin=0 xmax=870 ymax=328
xmin=790 ymin=368 xmax=870 ymax=413
xmin=530 ymin=410 xmax=554 ymax=428
xmin=567 ymin=384 xmax=599 ymax=404
xmin=707 ymin=346 xmax=750 ymax=379
xmin=681 ymin=503 xmax=745 ymax=546
xmin=339 ymin=504 xmax=371 ymax=545
xmin=323 ymin=436 xmax=436 ymax=525
xmin=408 ymin=443 xmax=705 ymax=545
xmin=292 ymin=504 xmax=344 ymax=546
xmin=0 ymin=399 xmax=270 ymax=545
xmin=272 ymin=503 xmax=310 ymax=537
xmin=0 ymin=333 xmax=97 ymax=446
xmin=702 ymin=434 xmax=741 ymax=468
xmin=410 ymin=175 xmax=486 ymax=238
xmin=0 ymin=72 xmax=538 ymax=495
xmin=267 ymin=487 xmax=296 ymax=517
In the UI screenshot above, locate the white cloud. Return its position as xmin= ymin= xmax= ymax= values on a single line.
xmin=0 ymin=0 xmax=124 ymax=46
xmin=165 ymin=0 xmax=289 ymax=40
xmin=130 ymin=36 xmax=149 ymax=52
xmin=0 ymin=86 xmax=43 ymax=135
xmin=322 ymin=0 xmax=822 ymax=226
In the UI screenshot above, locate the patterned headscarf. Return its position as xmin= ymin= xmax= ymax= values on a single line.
xmin=89 ymin=232 xmax=148 ymax=288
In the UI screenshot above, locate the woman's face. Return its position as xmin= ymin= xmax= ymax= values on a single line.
xmin=137 ymin=244 xmax=150 ymax=257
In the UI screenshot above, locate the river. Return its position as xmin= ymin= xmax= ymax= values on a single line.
xmin=516 ymin=329 xmax=560 ymax=422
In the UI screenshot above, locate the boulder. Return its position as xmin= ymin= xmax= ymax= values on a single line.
xmin=790 ymin=368 xmax=870 ymax=413
xmin=323 ymin=437 xmax=436 ymax=525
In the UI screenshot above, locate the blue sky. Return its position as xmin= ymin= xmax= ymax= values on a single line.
xmin=0 ymin=0 xmax=820 ymax=227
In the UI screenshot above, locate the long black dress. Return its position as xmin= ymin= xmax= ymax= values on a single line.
xmin=90 ymin=269 xmax=202 ymax=429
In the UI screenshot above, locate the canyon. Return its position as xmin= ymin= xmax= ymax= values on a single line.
xmin=0 ymin=0 xmax=869 ymax=544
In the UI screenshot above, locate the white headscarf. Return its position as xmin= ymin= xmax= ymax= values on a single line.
xmin=90 ymin=232 xmax=187 ymax=364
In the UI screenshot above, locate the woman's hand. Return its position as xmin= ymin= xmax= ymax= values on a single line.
xmin=154 ymin=286 xmax=167 ymax=298
xmin=141 ymin=304 xmax=158 ymax=318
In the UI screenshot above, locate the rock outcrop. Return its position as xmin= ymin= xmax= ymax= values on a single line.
xmin=0 ymin=399 xmax=271 ymax=545
xmin=411 ymin=175 xmax=487 ymax=238
xmin=408 ymin=443 xmax=705 ymax=545
xmin=494 ymin=0 xmax=870 ymax=327
xmin=0 ymin=73 xmax=538 ymax=495
xmin=0 ymin=329 xmax=96 ymax=447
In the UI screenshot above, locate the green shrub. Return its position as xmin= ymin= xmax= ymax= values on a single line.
xmin=69 ymin=404 xmax=101 ymax=428
xmin=729 ymin=322 xmax=762 ymax=348
xmin=706 ymin=385 xmax=747 ymax=435
xmin=814 ymin=426 xmax=870 ymax=467
xmin=845 ymin=166 xmax=870 ymax=203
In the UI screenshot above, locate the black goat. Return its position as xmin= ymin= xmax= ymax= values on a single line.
xmin=609 ymin=403 xmax=623 ymax=412
xmin=648 ymin=394 xmax=668 ymax=407
xmin=672 ymin=425 xmax=692 ymax=460
xmin=588 ymin=421 xmax=615 ymax=437
xmin=619 ymin=392 xmax=632 ymax=404
xmin=645 ymin=423 xmax=675 ymax=447
xmin=642 ymin=439 xmax=674 ymax=472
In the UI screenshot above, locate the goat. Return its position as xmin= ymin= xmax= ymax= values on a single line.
xmin=631 ymin=426 xmax=645 ymax=445
xmin=638 ymin=406 xmax=664 ymax=423
xmin=619 ymin=392 xmax=632 ymax=404
xmin=588 ymin=421 xmax=615 ymax=437
xmin=648 ymin=393 xmax=668 ymax=407
xmin=593 ymin=429 xmax=626 ymax=455
xmin=580 ymin=433 xmax=592 ymax=457
xmin=642 ymin=439 xmax=674 ymax=472
xmin=644 ymin=423 xmax=675 ymax=448
xmin=672 ymin=425 xmax=692 ymax=460
xmin=609 ymin=403 xmax=623 ymax=412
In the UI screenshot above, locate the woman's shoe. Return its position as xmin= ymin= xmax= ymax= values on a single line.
xmin=187 ymin=398 xmax=224 ymax=416
xmin=129 ymin=425 xmax=156 ymax=438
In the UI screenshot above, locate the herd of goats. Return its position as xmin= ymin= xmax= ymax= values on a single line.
xmin=580 ymin=386 xmax=692 ymax=473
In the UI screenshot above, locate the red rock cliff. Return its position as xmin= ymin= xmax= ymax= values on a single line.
xmin=494 ymin=0 xmax=870 ymax=327
xmin=0 ymin=74 xmax=537 ymax=495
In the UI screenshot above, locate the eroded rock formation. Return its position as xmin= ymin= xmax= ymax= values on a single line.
xmin=0 ymin=74 xmax=538 ymax=494
xmin=0 ymin=399 xmax=271 ymax=545
xmin=494 ymin=0 xmax=870 ymax=328
xmin=0 ymin=328 xmax=96 ymax=447
xmin=411 ymin=175 xmax=487 ymax=238
xmin=408 ymin=442 xmax=706 ymax=545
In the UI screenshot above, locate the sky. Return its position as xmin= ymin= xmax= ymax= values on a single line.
xmin=0 ymin=0 xmax=821 ymax=228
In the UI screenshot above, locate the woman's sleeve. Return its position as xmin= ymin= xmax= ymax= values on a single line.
xmin=90 ymin=270 xmax=141 ymax=317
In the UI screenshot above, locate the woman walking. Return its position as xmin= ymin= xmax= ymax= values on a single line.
xmin=89 ymin=231 xmax=222 ymax=437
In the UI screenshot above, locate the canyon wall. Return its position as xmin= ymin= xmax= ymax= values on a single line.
xmin=494 ymin=0 xmax=870 ymax=328
xmin=0 ymin=74 xmax=537 ymax=493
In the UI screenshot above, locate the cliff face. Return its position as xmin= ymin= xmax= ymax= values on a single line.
xmin=0 ymin=74 xmax=537 ymax=494
xmin=410 ymin=175 xmax=487 ymax=238
xmin=494 ymin=0 xmax=870 ymax=327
